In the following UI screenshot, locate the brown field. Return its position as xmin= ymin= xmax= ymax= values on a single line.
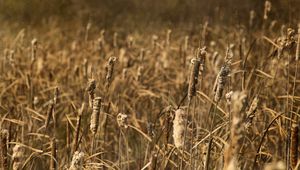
xmin=0 ymin=0 xmax=300 ymax=169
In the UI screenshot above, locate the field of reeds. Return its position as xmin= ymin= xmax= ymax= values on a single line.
xmin=0 ymin=0 xmax=300 ymax=169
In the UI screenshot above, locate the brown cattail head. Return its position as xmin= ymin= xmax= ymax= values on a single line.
xmin=264 ymin=1 xmax=271 ymax=20
xmin=187 ymin=47 xmax=206 ymax=101
xmin=117 ymin=113 xmax=128 ymax=129
xmin=0 ymin=129 xmax=8 ymax=170
xmin=213 ymin=46 xmax=232 ymax=102
xmin=73 ymin=103 xmax=85 ymax=152
xmin=172 ymin=108 xmax=187 ymax=148
xmin=90 ymin=97 xmax=102 ymax=135
xmin=69 ymin=151 xmax=85 ymax=170
xmin=188 ymin=57 xmax=200 ymax=101
xmin=12 ymin=144 xmax=24 ymax=170
xmin=290 ymin=122 xmax=299 ymax=169
xmin=86 ymin=79 xmax=96 ymax=108
xmin=105 ymin=56 xmax=116 ymax=88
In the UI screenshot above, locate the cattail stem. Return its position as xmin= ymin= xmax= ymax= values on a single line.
xmin=0 ymin=130 xmax=8 ymax=170
xmin=50 ymin=138 xmax=57 ymax=170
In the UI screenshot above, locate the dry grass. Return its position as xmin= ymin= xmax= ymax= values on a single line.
xmin=0 ymin=1 xmax=300 ymax=169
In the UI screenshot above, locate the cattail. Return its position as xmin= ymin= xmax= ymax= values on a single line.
xmin=50 ymin=138 xmax=57 ymax=170
xmin=117 ymin=113 xmax=128 ymax=129
xmin=53 ymin=86 xmax=59 ymax=105
xmin=105 ymin=56 xmax=116 ymax=87
xmin=85 ymin=22 xmax=92 ymax=41
xmin=127 ymin=36 xmax=134 ymax=48
xmin=45 ymin=100 xmax=55 ymax=130
xmin=69 ymin=151 xmax=85 ymax=170
xmin=184 ymin=36 xmax=189 ymax=51
xmin=12 ymin=144 xmax=24 ymax=170
xmin=245 ymin=97 xmax=259 ymax=130
xmin=83 ymin=58 xmax=88 ymax=78
xmin=31 ymin=38 xmax=38 ymax=62
xmin=137 ymin=66 xmax=144 ymax=82
xmin=122 ymin=68 xmax=128 ymax=80
xmin=113 ymin=32 xmax=118 ymax=48
xmin=290 ymin=122 xmax=298 ymax=168
xmin=0 ymin=130 xmax=8 ymax=169
xmin=73 ymin=104 xmax=84 ymax=152
xmin=152 ymin=35 xmax=158 ymax=50
xmin=173 ymin=109 xmax=187 ymax=148
xmin=90 ymin=97 xmax=102 ymax=135
xmin=86 ymin=79 xmax=96 ymax=108
xmin=188 ymin=47 xmax=206 ymax=101
xmin=296 ymin=26 xmax=300 ymax=61
xmin=224 ymin=91 xmax=247 ymax=170
xmin=8 ymin=50 xmax=15 ymax=67
xmin=214 ymin=47 xmax=232 ymax=102
xmin=264 ymin=1 xmax=271 ymax=20
xmin=139 ymin=48 xmax=145 ymax=62
xmin=249 ymin=10 xmax=256 ymax=27
xmin=100 ymin=29 xmax=105 ymax=45
xmin=225 ymin=91 xmax=233 ymax=105
xmin=188 ymin=58 xmax=200 ymax=101
xmin=166 ymin=29 xmax=172 ymax=48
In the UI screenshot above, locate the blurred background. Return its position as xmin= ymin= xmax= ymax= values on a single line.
xmin=0 ymin=0 xmax=299 ymax=29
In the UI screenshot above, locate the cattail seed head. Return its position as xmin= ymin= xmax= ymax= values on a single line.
xmin=173 ymin=109 xmax=187 ymax=148
xmin=249 ymin=10 xmax=256 ymax=27
xmin=264 ymin=1 xmax=271 ymax=20
xmin=214 ymin=47 xmax=232 ymax=102
xmin=12 ymin=144 xmax=24 ymax=170
xmin=31 ymin=38 xmax=38 ymax=62
xmin=90 ymin=97 xmax=102 ymax=135
xmin=86 ymin=79 xmax=96 ymax=108
xmin=105 ymin=57 xmax=116 ymax=87
xmin=69 ymin=151 xmax=85 ymax=170
xmin=187 ymin=47 xmax=206 ymax=101
xmin=188 ymin=57 xmax=200 ymax=101
xmin=113 ymin=32 xmax=118 ymax=48
xmin=290 ymin=122 xmax=299 ymax=169
xmin=184 ymin=36 xmax=189 ymax=51
xmin=152 ymin=35 xmax=158 ymax=49
xmin=166 ymin=29 xmax=172 ymax=47
xmin=136 ymin=66 xmax=144 ymax=82
xmin=117 ymin=113 xmax=128 ymax=129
